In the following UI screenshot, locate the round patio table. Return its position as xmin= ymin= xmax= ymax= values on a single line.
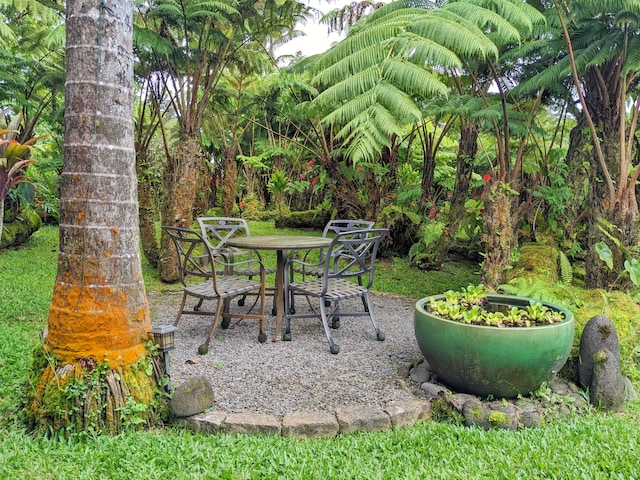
xmin=227 ymin=235 xmax=331 ymax=340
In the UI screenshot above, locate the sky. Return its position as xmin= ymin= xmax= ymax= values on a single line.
xmin=275 ymin=1 xmax=348 ymax=58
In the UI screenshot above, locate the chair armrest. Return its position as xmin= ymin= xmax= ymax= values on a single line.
xmin=284 ymin=257 xmax=325 ymax=281
xmin=213 ymin=256 xmax=266 ymax=278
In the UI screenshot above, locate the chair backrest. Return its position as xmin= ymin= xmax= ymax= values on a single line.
xmin=319 ymin=219 xmax=376 ymax=260
xmin=323 ymin=229 xmax=388 ymax=289
xmin=322 ymin=219 xmax=376 ymax=238
xmin=162 ymin=226 xmax=216 ymax=286
xmin=197 ymin=217 xmax=250 ymax=257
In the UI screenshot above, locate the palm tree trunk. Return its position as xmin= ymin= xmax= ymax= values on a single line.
xmin=26 ymin=0 xmax=165 ymax=435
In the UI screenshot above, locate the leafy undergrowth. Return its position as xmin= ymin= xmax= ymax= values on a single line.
xmin=501 ymin=243 xmax=640 ymax=384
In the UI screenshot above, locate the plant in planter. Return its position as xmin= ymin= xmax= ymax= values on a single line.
xmin=427 ymin=285 xmax=566 ymax=327
xmin=414 ymin=285 xmax=575 ymax=399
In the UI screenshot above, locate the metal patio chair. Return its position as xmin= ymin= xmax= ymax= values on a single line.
xmin=294 ymin=219 xmax=376 ymax=280
xmin=283 ymin=228 xmax=388 ymax=354
xmin=197 ymin=216 xmax=276 ymax=311
xmin=162 ymin=226 xmax=267 ymax=354
xmin=291 ymin=219 xmax=375 ymax=312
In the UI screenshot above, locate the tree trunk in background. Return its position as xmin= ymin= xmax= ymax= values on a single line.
xmin=136 ymin=150 xmax=159 ymax=268
xmin=431 ymin=119 xmax=478 ymax=266
xmin=579 ymin=63 xmax=639 ymax=288
xmin=420 ymin=142 xmax=436 ymax=213
xmin=481 ymin=179 xmax=518 ymax=288
xmin=27 ymin=0 xmax=164 ymax=435
xmin=222 ymin=146 xmax=237 ymax=217
xmin=323 ymin=156 xmax=365 ymax=219
xmin=158 ymin=135 xmax=204 ymax=281
xmin=584 ymin=133 xmax=638 ymax=289
xmin=564 ymin=114 xmax=590 ymax=230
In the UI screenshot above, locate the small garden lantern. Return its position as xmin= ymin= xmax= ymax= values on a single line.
xmin=149 ymin=325 xmax=178 ymax=391
xmin=149 ymin=325 xmax=177 ymax=352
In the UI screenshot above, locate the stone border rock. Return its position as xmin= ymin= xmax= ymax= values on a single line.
xmin=174 ymin=397 xmax=432 ymax=439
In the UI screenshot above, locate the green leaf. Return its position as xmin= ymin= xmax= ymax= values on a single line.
xmin=595 ymin=241 xmax=614 ymax=270
xmin=624 ymin=258 xmax=640 ymax=287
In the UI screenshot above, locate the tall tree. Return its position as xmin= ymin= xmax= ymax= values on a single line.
xmin=556 ymin=0 xmax=640 ymax=289
xmin=520 ymin=0 xmax=640 ymax=288
xmin=27 ymin=0 xmax=165 ymax=434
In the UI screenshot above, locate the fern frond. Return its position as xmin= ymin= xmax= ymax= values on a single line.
xmin=558 ymin=251 xmax=573 ymax=285
xmin=381 ymin=58 xmax=449 ymax=97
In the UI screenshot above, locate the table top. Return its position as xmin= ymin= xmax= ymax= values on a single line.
xmin=227 ymin=235 xmax=331 ymax=251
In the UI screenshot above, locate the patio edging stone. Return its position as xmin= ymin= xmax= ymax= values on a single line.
xmin=172 ymin=397 xmax=432 ymax=439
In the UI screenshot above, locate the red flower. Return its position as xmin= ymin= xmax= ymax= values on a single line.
xmin=300 ymin=174 xmax=306 ymax=180
xmin=239 ymin=201 xmax=246 ymax=207
xmin=357 ymin=166 xmax=363 ymax=171
xmin=215 ymin=178 xmax=220 ymax=186
xmin=428 ymin=208 xmax=437 ymax=219
xmin=311 ymin=177 xmax=318 ymax=186
xmin=422 ymin=196 xmax=429 ymax=203
xmin=483 ymin=173 xmax=491 ymax=182
xmin=387 ymin=193 xmax=395 ymax=199
xmin=307 ymin=158 xmax=316 ymax=168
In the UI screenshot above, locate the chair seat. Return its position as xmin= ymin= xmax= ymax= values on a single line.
xmin=289 ymin=278 xmax=368 ymax=300
xmin=186 ymin=277 xmax=263 ymax=300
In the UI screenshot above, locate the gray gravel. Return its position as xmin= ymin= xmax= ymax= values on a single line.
xmin=149 ymin=290 xmax=423 ymax=417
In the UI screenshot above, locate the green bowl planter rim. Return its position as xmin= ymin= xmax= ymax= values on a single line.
xmin=415 ymin=293 xmax=575 ymax=329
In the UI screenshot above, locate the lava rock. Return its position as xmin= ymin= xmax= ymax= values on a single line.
xmin=170 ymin=376 xmax=214 ymax=418
xmin=590 ymin=348 xmax=625 ymax=412
xmin=578 ymin=315 xmax=620 ymax=389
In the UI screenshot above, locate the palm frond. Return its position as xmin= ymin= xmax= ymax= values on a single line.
xmin=315 ymin=66 xmax=382 ymax=106
xmin=408 ymin=10 xmax=499 ymax=60
xmin=373 ymin=81 xmax=425 ymax=121
xmin=445 ymin=2 xmax=523 ymax=46
xmin=380 ymin=58 xmax=449 ymax=97
xmin=322 ymin=90 xmax=378 ymax=126
xmin=622 ymin=37 xmax=640 ymax=76
xmin=312 ymin=45 xmax=390 ymax=86
xmin=393 ymin=32 xmax=463 ymax=69
xmin=316 ymin=18 xmax=408 ymax=69
xmin=458 ymin=0 xmax=545 ymax=36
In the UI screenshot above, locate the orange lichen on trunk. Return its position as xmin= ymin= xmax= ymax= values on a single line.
xmin=46 ymin=281 xmax=152 ymax=368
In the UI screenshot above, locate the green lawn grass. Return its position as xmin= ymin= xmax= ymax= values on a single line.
xmin=1 ymin=225 xmax=639 ymax=479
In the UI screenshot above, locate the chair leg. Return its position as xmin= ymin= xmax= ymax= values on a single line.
xmin=319 ymin=299 xmax=340 ymax=354
xmin=258 ymin=286 xmax=267 ymax=343
xmin=198 ymin=300 xmax=226 ymax=355
xmin=363 ymin=292 xmax=385 ymax=341
xmin=221 ymin=298 xmax=231 ymax=329
xmin=174 ymin=292 xmax=189 ymax=326
xmin=283 ymin=286 xmax=292 ymax=342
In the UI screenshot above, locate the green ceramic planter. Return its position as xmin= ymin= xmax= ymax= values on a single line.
xmin=414 ymin=294 xmax=575 ymax=398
